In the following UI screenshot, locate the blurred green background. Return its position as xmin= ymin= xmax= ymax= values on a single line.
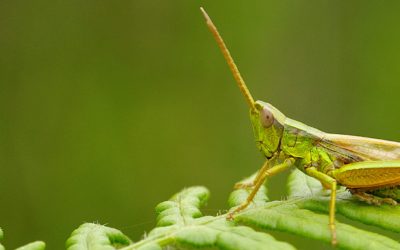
xmin=1 ymin=1 xmax=400 ymax=249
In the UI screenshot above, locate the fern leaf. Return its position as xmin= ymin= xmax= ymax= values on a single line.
xmin=67 ymin=169 xmax=400 ymax=249
xmin=66 ymin=223 xmax=131 ymax=250
xmin=0 ymin=229 xmax=45 ymax=250
xmin=288 ymin=169 xmax=400 ymax=233
xmin=236 ymin=201 xmax=400 ymax=249
xmin=119 ymin=186 xmax=294 ymax=250
xmin=15 ymin=241 xmax=46 ymax=250
xmin=155 ymin=186 xmax=209 ymax=227
xmin=0 ymin=228 xmax=4 ymax=250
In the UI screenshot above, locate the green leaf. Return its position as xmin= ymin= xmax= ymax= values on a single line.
xmin=135 ymin=243 xmax=161 ymax=250
xmin=5 ymin=166 xmax=399 ymax=249
xmin=15 ymin=241 xmax=46 ymax=250
xmin=119 ymin=186 xmax=294 ymax=250
xmin=237 ymin=201 xmax=400 ymax=250
xmin=69 ymin=168 xmax=400 ymax=249
xmin=66 ymin=223 xmax=131 ymax=250
xmin=155 ymin=186 xmax=209 ymax=227
xmin=0 ymin=229 xmax=45 ymax=250
xmin=0 ymin=228 xmax=4 ymax=250
xmin=281 ymin=169 xmax=400 ymax=249
xmin=231 ymin=170 xmax=392 ymax=248
xmin=288 ymin=169 xmax=400 ymax=234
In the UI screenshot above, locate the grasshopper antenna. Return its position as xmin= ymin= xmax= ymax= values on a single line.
xmin=200 ymin=7 xmax=256 ymax=111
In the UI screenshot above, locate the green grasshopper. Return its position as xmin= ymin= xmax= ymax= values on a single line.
xmin=200 ymin=7 xmax=400 ymax=245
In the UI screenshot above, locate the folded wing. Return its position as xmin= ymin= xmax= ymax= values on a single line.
xmin=320 ymin=134 xmax=400 ymax=161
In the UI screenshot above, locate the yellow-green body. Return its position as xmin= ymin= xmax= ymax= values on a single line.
xmin=252 ymin=101 xmax=400 ymax=200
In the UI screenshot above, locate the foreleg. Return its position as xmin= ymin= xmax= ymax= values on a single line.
xmin=227 ymin=157 xmax=295 ymax=219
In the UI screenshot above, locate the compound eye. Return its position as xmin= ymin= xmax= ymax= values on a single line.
xmin=260 ymin=108 xmax=274 ymax=128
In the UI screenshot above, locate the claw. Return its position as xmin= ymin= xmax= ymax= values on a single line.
xmin=226 ymin=200 xmax=251 ymax=222
xmin=382 ymin=198 xmax=397 ymax=206
xmin=226 ymin=212 xmax=235 ymax=221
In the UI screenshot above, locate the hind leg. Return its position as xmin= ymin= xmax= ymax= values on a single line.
xmin=350 ymin=189 xmax=397 ymax=206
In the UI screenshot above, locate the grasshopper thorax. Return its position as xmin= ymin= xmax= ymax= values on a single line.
xmin=251 ymin=101 xmax=287 ymax=158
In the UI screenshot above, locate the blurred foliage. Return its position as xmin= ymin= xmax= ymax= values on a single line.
xmin=1 ymin=0 xmax=400 ymax=248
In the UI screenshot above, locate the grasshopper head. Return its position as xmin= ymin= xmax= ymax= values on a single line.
xmin=251 ymin=101 xmax=286 ymax=157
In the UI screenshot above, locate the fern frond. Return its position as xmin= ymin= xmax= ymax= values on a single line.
xmin=0 ymin=228 xmax=4 ymax=250
xmin=119 ymin=186 xmax=294 ymax=250
xmin=288 ymin=169 xmax=400 ymax=233
xmin=15 ymin=241 xmax=46 ymax=250
xmin=64 ymin=169 xmax=400 ymax=249
xmin=66 ymin=223 xmax=131 ymax=250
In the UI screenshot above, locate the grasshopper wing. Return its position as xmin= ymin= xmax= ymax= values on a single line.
xmin=321 ymin=134 xmax=400 ymax=161
xmin=332 ymin=161 xmax=400 ymax=188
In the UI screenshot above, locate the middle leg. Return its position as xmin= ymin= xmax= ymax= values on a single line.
xmin=305 ymin=167 xmax=338 ymax=246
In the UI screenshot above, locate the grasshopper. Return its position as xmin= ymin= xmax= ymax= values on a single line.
xmin=200 ymin=7 xmax=400 ymax=245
